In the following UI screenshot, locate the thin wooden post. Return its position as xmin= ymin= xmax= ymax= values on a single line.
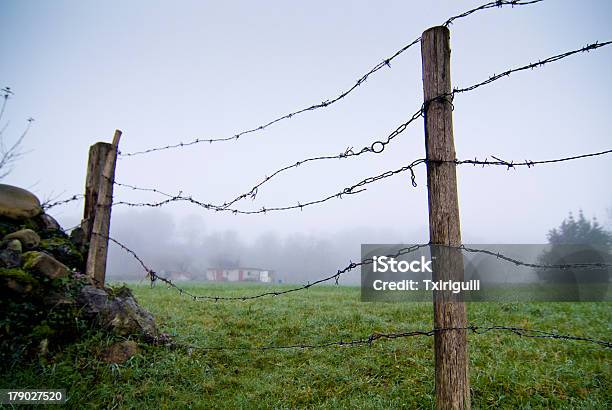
xmin=421 ymin=26 xmax=470 ymax=409
xmin=85 ymin=130 xmax=122 ymax=286
xmin=82 ymin=143 xmax=112 ymax=244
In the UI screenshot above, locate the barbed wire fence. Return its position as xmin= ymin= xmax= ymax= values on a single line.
xmin=42 ymin=0 xmax=612 ymax=396
xmin=108 ymin=149 xmax=612 ymax=215
xmin=106 ymin=40 xmax=612 ymax=214
xmin=152 ymin=325 xmax=611 ymax=352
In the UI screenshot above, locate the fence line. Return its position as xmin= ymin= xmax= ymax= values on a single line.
xmin=109 ymin=39 xmax=612 ymax=213
xmin=42 ymin=194 xmax=84 ymax=210
xmin=60 ymin=4 xmax=610 ymax=406
xmin=452 ymin=40 xmax=612 ymax=95
xmin=118 ymin=0 xmax=541 ymax=158
xmin=112 ymin=158 xmax=424 ymax=214
xmin=446 ymin=149 xmax=612 ymax=168
xmin=111 ymin=149 xmax=611 ymax=215
xmin=49 ymin=6 xmax=610 ymax=406
xmin=47 ymin=148 xmax=611 ymax=227
xmin=154 ymin=325 xmax=611 ymax=351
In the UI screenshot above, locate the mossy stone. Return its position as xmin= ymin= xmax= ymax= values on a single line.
xmin=22 ymin=251 xmax=71 ymax=279
xmin=4 ymin=229 xmax=41 ymax=249
xmin=0 ymin=267 xmax=40 ymax=295
xmin=39 ymin=236 xmax=84 ymax=272
xmin=7 ymin=239 xmax=22 ymax=252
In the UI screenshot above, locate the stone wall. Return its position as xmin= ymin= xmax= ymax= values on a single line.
xmin=0 ymin=184 xmax=157 ymax=366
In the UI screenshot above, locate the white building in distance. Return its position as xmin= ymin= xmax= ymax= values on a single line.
xmin=205 ymin=267 xmax=273 ymax=283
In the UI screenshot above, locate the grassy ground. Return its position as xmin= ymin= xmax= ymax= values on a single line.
xmin=1 ymin=282 xmax=610 ymax=409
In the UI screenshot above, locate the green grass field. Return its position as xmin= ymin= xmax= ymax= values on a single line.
xmin=2 ymin=283 xmax=610 ymax=409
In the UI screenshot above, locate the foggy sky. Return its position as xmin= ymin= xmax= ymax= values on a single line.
xmin=1 ymin=0 xmax=610 ymax=282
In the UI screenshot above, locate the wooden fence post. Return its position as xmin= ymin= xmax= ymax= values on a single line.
xmin=84 ymin=130 xmax=122 ymax=287
xmin=82 ymin=143 xmax=112 ymax=245
xmin=421 ymin=26 xmax=470 ymax=409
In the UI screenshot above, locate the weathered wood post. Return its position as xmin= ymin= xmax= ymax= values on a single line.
xmin=421 ymin=26 xmax=470 ymax=409
xmin=83 ymin=130 xmax=122 ymax=286
xmin=82 ymin=144 xmax=112 ymax=244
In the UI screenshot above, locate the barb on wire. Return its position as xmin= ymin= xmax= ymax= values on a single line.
xmin=443 ymin=0 xmax=542 ymax=27
xmin=41 ymin=194 xmax=84 ymax=210
xmin=155 ymin=324 xmax=610 ymax=351
xmin=120 ymin=0 xmax=540 ymax=157
xmin=452 ymin=40 xmax=612 ymax=95
xmin=112 ymin=159 xmax=426 ymax=215
xmin=106 ymin=234 xmax=611 ymax=303
xmin=446 ymin=149 xmax=612 ymax=169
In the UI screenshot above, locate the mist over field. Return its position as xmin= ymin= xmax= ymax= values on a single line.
xmin=102 ymin=207 xmax=612 ymax=285
xmin=103 ymin=209 xmax=426 ymax=284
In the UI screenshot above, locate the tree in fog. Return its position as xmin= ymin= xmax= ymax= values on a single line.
xmin=536 ymin=210 xmax=611 ymax=300
xmin=546 ymin=210 xmax=612 ymax=246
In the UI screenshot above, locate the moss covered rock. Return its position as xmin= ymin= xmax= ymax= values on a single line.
xmin=78 ymin=285 xmax=157 ymax=337
xmin=39 ymin=236 xmax=84 ymax=271
xmin=23 ymin=251 xmax=72 ymax=279
xmin=0 ymin=267 xmax=40 ymax=295
xmin=4 ymin=228 xmax=41 ymax=249
xmin=0 ymin=241 xmax=22 ymax=268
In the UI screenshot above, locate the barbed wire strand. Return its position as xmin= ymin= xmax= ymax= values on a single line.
xmin=112 ymin=158 xmax=426 ymax=214
xmin=112 ymin=148 xmax=612 ymax=215
xmin=41 ymin=194 xmax=84 ymax=210
xmin=452 ymin=40 xmax=612 ymax=95
xmin=154 ymin=325 xmax=610 ymax=351
xmin=443 ymin=0 xmax=543 ymax=27
xmin=119 ymin=0 xmax=542 ymax=157
xmin=448 ymin=149 xmax=612 ymax=169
